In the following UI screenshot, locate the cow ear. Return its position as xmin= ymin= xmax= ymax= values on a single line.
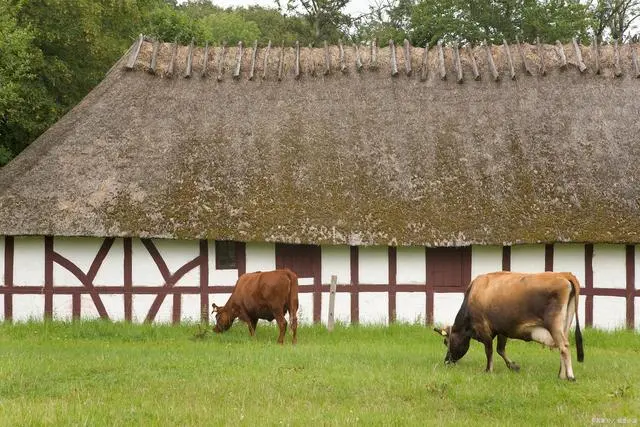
xmin=211 ymin=303 xmax=219 ymax=313
xmin=433 ymin=327 xmax=448 ymax=337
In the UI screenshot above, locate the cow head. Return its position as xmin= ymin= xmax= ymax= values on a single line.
xmin=211 ymin=303 xmax=233 ymax=333
xmin=433 ymin=326 xmax=471 ymax=364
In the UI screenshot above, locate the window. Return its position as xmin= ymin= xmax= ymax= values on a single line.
xmin=426 ymin=247 xmax=471 ymax=289
xmin=215 ymin=241 xmax=237 ymax=270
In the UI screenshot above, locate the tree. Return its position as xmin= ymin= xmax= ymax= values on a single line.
xmin=352 ymin=0 xmax=412 ymax=45
xmin=278 ymin=0 xmax=351 ymax=44
xmin=590 ymin=0 xmax=640 ymax=41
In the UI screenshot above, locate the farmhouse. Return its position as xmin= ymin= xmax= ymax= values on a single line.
xmin=1 ymin=37 xmax=639 ymax=329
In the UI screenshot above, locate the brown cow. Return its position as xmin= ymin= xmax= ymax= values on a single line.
xmin=434 ymin=271 xmax=584 ymax=380
xmin=212 ymin=269 xmax=299 ymax=344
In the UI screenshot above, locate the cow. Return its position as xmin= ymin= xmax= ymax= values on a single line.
xmin=211 ymin=269 xmax=299 ymax=344
xmin=433 ymin=271 xmax=584 ymax=380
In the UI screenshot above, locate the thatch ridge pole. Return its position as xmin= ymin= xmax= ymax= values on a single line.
xmin=420 ymin=42 xmax=429 ymax=81
xmin=404 ymin=39 xmax=412 ymax=76
xmin=503 ymin=39 xmax=515 ymax=80
xmin=249 ymin=40 xmax=258 ymax=81
xmin=370 ymin=38 xmax=378 ymax=69
xmin=217 ymin=41 xmax=227 ymax=81
xmin=339 ymin=39 xmax=346 ymax=73
xmin=632 ymin=45 xmax=640 ymax=78
xmin=390 ymin=39 xmax=399 ymax=76
xmin=262 ymin=40 xmax=271 ymax=80
xmin=125 ymin=34 xmax=144 ymax=70
xmin=453 ymin=42 xmax=463 ymax=83
xmin=277 ymin=41 xmax=285 ymax=81
xmin=556 ymin=40 xmax=568 ymax=70
xmin=355 ymin=44 xmax=363 ymax=72
xmin=536 ymin=37 xmax=546 ymax=76
xmin=614 ymin=39 xmax=622 ymax=77
xmin=167 ymin=40 xmax=178 ymax=77
xmin=149 ymin=40 xmax=159 ymax=74
xmin=484 ymin=40 xmax=499 ymax=81
xmin=437 ymin=40 xmax=446 ymax=80
xmin=202 ymin=42 xmax=210 ymax=78
xmin=516 ymin=37 xmax=533 ymax=75
xmin=185 ymin=39 xmax=194 ymax=78
xmin=233 ymin=41 xmax=243 ymax=79
xmin=294 ymin=41 xmax=301 ymax=79
xmin=324 ymin=40 xmax=331 ymax=75
xmin=572 ymin=38 xmax=587 ymax=73
xmin=466 ymin=44 xmax=480 ymax=80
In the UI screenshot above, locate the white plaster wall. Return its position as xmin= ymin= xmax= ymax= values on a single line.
xmin=245 ymin=243 xmax=275 ymax=273
xmin=636 ymin=298 xmax=640 ymax=330
xmin=471 ymin=245 xmax=503 ymax=279
xmin=131 ymin=239 xmax=200 ymax=287
xmin=131 ymin=239 xmax=163 ymax=286
xmin=593 ymin=244 xmax=626 ymax=289
xmin=103 ymin=295 xmax=125 ymax=321
xmin=131 ymin=294 xmax=171 ymax=323
xmin=13 ymin=237 xmax=44 ymax=286
xmin=321 ymin=245 xmax=350 ymax=285
xmin=297 ymin=293 xmax=314 ymax=324
xmin=359 ymin=293 xmax=388 ymax=324
xmin=510 ymin=244 xmax=545 ymax=273
xmin=553 ymin=244 xmax=585 ymax=286
xmin=53 ymin=237 xmax=125 ymax=287
xmin=207 ymin=241 xmax=240 ymax=286
xmin=0 ymin=295 xmax=4 ymax=318
xmin=433 ymin=293 xmax=465 ymax=327
xmin=397 ymin=247 xmax=425 ymax=284
xmin=359 ymin=247 xmax=388 ymax=284
xmin=13 ymin=295 xmax=44 ymax=322
xmin=210 ymin=293 xmax=232 ymax=309
xmin=396 ymin=292 xmax=425 ymax=324
xmin=0 ymin=236 xmax=5 ymax=286
xmin=94 ymin=239 xmax=124 ymax=286
xmin=52 ymin=295 xmax=72 ymax=320
xmin=321 ymin=292 xmax=351 ymax=325
xmin=593 ymin=296 xmax=626 ymax=329
xmin=181 ymin=294 xmax=201 ymax=322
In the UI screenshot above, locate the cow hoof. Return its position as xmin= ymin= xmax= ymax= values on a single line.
xmin=510 ymin=363 xmax=520 ymax=372
xmin=567 ymin=377 xmax=576 ymax=382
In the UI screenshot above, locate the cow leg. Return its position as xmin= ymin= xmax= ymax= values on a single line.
xmin=248 ymin=318 xmax=258 ymax=336
xmin=551 ymin=327 xmax=575 ymax=381
xmin=483 ymin=340 xmax=494 ymax=372
xmin=290 ymin=312 xmax=298 ymax=345
xmin=274 ymin=310 xmax=288 ymax=345
xmin=497 ymin=335 xmax=520 ymax=372
xmin=563 ymin=296 xmax=575 ymax=348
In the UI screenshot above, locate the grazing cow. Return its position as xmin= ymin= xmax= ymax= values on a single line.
xmin=433 ymin=271 xmax=584 ymax=380
xmin=212 ymin=269 xmax=298 ymax=344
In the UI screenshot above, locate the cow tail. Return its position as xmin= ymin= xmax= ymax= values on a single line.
xmin=287 ymin=269 xmax=299 ymax=317
xmin=567 ymin=274 xmax=584 ymax=362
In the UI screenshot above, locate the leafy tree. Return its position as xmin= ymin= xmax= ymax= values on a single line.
xmin=237 ymin=5 xmax=315 ymax=45
xmin=591 ymin=0 xmax=640 ymax=41
xmin=278 ymin=0 xmax=351 ymax=44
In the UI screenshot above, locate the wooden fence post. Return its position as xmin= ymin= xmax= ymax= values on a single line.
xmin=327 ymin=275 xmax=337 ymax=331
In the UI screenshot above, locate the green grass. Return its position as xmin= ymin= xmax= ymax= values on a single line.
xmin=0 ymin=321 xmax=638 ymax=426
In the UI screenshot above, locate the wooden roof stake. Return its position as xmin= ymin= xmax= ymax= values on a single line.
xmin=355 ymin=44 xmax=363 ymax=72
xmin=390 ymin=40 xmax=399 ymax=77
xmin=466 ymin=44 xmax=480 ymax=80
xmin=233 ymin=41 xmax=243 ymax=79
xmin=323 ymin=40 xmax=331 ymax=75
xmin=556 ymin=40 xmax=567 ymax=70
xmin=453 ymin=42 xmax=463 ymax=83
xmin=277 ymin=41 xmax=285 ymax=81
xmin=249 ymin=40 xmax=258 ymax=81
xmin=201 ymin=42 xmax=210 ymax=78
xmin=294 ymin=41 xmax=301 ymax=79
xmin=420 ymin=42 xmax=429 ymax=81
xmin=184 ymin=39 xmax=194 ymax=78
xmin=613 ymin=39 xmax=622 ymax=77
xmin=370 ymin=38 xmax=378 ymax=69
xmin=338 ymin=39 xmax=346 ymax=73
xmin=536 ymin=37 xmax=546 ymax=76
xmin=404 ymin=39 xmax=412 ymax=76
xmin=516 ymin=36 xmax=533 ymax=75
xmin=262 ymin=40 xmax=271 ymax=80
xmin=572 ymin=38 xmax=587 ymax=73
xmin=125 ymin=34 xmax=144 ymax=70
xmin=217 ymin=41 xmax=227 ymax=82
xmin=148 ymin=40 xmax=159 ymax=75
xmin=437 ymin=40 xmax=446 ymax=80
xmin=503 ymin=39 xmax=515 ymax=80
xmin=484 ymin=40 xmax=500 ymax=81
xmin=592 ymin=37 xmax=600 ymax=74
xmin=167 ymin=40 xmax=178 ymax=77
xmin=632 ymin=45 xmax=640 ymax=78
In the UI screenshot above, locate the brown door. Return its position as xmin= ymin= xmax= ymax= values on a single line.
xmin=275 ymin=244 xmax=321 ymax=280
xmin=426 ymin=247 xmax=471 ymax=290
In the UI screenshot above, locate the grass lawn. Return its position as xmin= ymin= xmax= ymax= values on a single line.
xmin=0 ymin=320 xmax=638 ymax=426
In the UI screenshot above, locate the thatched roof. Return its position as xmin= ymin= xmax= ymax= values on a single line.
xmin=1 ymin=38 xmax=639 ymax=246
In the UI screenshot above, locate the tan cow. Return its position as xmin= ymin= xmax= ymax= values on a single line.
xmin=212 ymin=269 xmax=299 ymax=344
xmin=434 ymin=271 xmax=584 ymax=380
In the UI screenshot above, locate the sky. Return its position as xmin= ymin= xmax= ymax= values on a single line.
xmin=198 ymin=0 xmax=372 ymax=17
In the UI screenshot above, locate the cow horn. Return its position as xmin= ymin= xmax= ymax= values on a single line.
xmin=433 ymin=327 xmax=448 ymax=337
xmin=211 ymin=303 xmax=219 ymax=313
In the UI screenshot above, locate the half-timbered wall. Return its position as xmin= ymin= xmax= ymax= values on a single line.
xmin=1 ymin=236 xmax=638 ymax=329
